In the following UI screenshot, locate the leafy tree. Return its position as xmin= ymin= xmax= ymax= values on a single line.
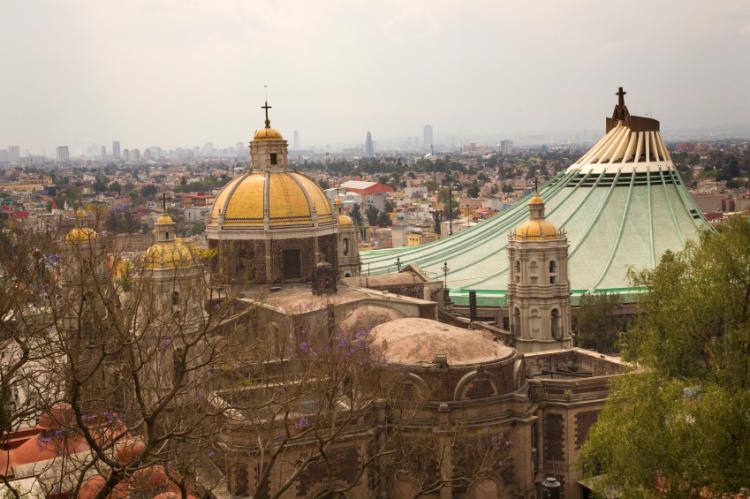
xmin=140 ymin=184 xmax=158 ymax=199
xmin=350 ymin=204 xmax=363 ymax=226
xmin=583 ymin=217 xmax=750 ymax=496
xmin=575 ymin=292 xmax=623 ymax=353
xmin=365 ymin=205 xmax=379 ymax=226
xmin=108 ymin=181 xmax=122 ymax=195
xmin=467 ymin=180 xmax=480 ymax=198
xmin=377 ymin=211 xmax=392 ymax=227
xmin=437 ymin=188 xmax=459 ymax=220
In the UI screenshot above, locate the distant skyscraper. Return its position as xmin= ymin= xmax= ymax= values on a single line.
xmin=100 ymin=145 xmax=106 ymax=158
xmin=500 ymin=139 xmax=514 ymax=155
xmin=0 ymin=150 xmax=8 ymax=163
xmin=112 ymin=141 xmax=121 ymax=159
xmin=123 ymin=149 xmax=130 ymax=162
xmin=364 ymin=131 xmax=374 ymax=158
xmin=132 ymin=148 xmax=141 ymax=162
xmin=293 ymin=130 xmax=300 ymax=150
xmin=8 ymin=146 xmax=20 ymax=162
xmin=56 ymin=146 xmax=70 ymax=162
xmin=423 ymin=125 xmax=434 ymax=154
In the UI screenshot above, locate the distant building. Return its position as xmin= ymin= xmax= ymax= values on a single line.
xmin=122 ymin=149 xmax=130 ymax=162
xmin=56 ymin=146 xmax=70 ymax=162
xmin=131 ymin=148 xmax=140 ymax=162
xmin=8 ymin=146 xmax=20 ymax=162
xmin=423 ymin=125 xmax=434 ymax=153
xmin=112 ymin=141 xmax=121 ymax=159
xmin=100 ymin=145 xmax=106 ymax=158
xmin=340 ymin=180 xmax=393 ymax=212
xmin=293 ymin=130 xmax=300 ymax=149
xmin=364 ymin=131 xmax=374 ymax=158
xmin=0 ymin=150 xmax=8 ymax=163
xmin=500 ymin=139 xmax=514 ymax=154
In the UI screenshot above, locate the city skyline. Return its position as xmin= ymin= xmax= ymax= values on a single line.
xmin=2 ymin=1 xmax=749 ymax=154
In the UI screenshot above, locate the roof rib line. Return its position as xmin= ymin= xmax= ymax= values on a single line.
xmin=566 ymin=168 xmax=617 ymax=260
xmin=589 ymin=168 xmax=634 ymax=293
xmin=647 ymin=169 xmax=656 ymax=268
xmin=670 ymin=167 xmax=712 ymax=230
xmin=659 ymin=168 xmax=685 ymax=246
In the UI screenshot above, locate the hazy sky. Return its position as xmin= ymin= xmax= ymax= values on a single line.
xmin=1 ymin=0 xmax=749 ymax=154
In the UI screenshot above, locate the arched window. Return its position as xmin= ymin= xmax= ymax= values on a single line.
xmin=512 ymin=307 xmax=521 ymax=337
xmin=549 ymin=259 xmax=557 ymax=284
xmin=514 ymin=260 xmax=521 ymax=274
xmin=171 ymin=291 xmax=179 ymax=306
xmin=530 ymin=260 xmax=538 ymax=273
xmin=343 ymin=237 xmax=349 ymax=256
xmin=551 ymin=308 xmax=561 ymax=339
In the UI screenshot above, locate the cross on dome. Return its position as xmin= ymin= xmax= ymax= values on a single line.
xmin=262 ymin=101 xmax=272 ymax=129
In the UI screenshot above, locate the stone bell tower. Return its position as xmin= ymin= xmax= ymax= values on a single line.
xmin=506 ymin=193 xmax=572 ymax=353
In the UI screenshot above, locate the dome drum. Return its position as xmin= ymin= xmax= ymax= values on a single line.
xmin=208 ymin=233 xmax=338 ymax=285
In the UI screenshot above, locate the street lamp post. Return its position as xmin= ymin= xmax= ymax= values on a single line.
xmin=442 ymin=261 xmax=449 ymax=288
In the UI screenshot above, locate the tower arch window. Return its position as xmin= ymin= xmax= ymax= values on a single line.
xmin=549 ymin=259 xmax=557 ymax=284
xmin=270 ymin=153 xmax=278 ymax=165
xmin=343 ymin=238 xmax=349 ymax=256
xmin=551 ymin=308 xmax=561 ymax=339
xmin=512 ymin=307 xmax=521 ymax=337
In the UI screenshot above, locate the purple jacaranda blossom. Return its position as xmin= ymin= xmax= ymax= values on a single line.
xmin=158 ymin=338 xmax=172 ymax=350
xmin=295 ymin=416 xmax=310 ymax=430
xmin=47 ymin=253 xmax=61 ymax=266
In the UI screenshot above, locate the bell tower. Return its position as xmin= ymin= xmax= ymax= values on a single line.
xmin=250 ymin=100 xmax=289 ymax=172
xmin=506 ymin=193 xmax=572 ymax=352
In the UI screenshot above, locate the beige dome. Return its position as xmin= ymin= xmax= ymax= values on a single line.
xmin=369 ymin=318 xmax=513 ymax=366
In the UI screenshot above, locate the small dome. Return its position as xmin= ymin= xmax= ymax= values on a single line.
xmin=369 ymin=318 xmax=513 ymax=366
xmin=334 ymin=198 xmax=343 ymax=207
xmin=155 ymin=214 xmax=174 ymax=225
xmin=529 ymin=194 xmax=544 ymax=205
xmin=254 ymin=128 xmax=283 ymax=140
xmin=514 ymin=220 xmax=559 ymax=240
xmin=209 ymin=171 xmax=334 ymax=229
xmin=144 ymin=241 xmax=194 ymax=269
xmin=338 ymin=214 xmax=354 ymax=226
xmin=66 ymin=227 xmax=97 ymax=243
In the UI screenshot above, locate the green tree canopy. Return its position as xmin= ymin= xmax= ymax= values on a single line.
xmin=583 ymin=217 xmax=750 ymax=497
xmin=575 ymin=292 xmax=623 ymax=354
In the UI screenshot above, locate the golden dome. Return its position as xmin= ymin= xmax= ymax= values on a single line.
xmin=74 ymin=208 xmax=87 ymax=219
xmin=337 ymin=214 xmax=354 ymax=226
xmin=254 ymin=128 xmax=283 ymax=140
xmin=209 ymin=171 xmax=334 ymax=229
xmin=334 ymin=198 xmax=343 ymax=207
xmin=66 ymin=227 xmax=97 ymax=243
xmin=514 ymin=220 xmax=559 ymax=240
xmin=155 ymin=214 xmax=174 ymax=225
xmin=529 ymin=194 xmax=544 ymax=205
xmin=143 ymin=241 xmax=194 ymax=269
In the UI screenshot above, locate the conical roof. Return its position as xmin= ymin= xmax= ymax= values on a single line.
xmin=360 ymin=89 xmax=709 ymax=307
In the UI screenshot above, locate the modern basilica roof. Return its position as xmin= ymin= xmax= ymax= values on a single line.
xmin=360 ymin=88 xmax=709 ymax=307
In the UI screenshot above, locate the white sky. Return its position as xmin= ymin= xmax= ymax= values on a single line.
xmin=1 ymin=0 xmax=749 ymax=154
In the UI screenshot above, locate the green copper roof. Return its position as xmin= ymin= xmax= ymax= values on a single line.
xmin=361 ymin=165 xmax=709 ymax=307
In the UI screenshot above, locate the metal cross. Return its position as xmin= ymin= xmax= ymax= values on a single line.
xmin=262 ymin=100 xmax=272 ymax=128
xmin=616 ymin=87 xmax=626 ymax=107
